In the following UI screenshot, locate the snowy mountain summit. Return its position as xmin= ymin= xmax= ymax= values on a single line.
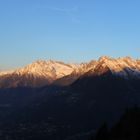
xmin=0 ymin=56 xmax=140 ymax=88
xmin=92 ymin=56 xmax=140 ymax=78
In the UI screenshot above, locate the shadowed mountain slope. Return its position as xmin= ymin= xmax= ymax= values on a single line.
xmin=0 ymin=67 xmax=140 ymax=139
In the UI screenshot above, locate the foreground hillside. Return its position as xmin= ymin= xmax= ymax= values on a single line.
xmin=91 ymin=107 xmax=140 ymax=140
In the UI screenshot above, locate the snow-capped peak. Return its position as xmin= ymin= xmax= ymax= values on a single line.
xmin=14 ymin=60 xmax=78 ymax=80
xmin=98 ymin=56 xmax=111 ymax=62
xmin=88 ymin=56 xmax=140 ymax=78
xmin=0 ymin=60 xmax=81 ymax=88
xmin=0 ymin=57 xmax=140 ymax=88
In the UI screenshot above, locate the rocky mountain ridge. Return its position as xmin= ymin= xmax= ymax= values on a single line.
xmin=0 ymin=56 xmax=140 ymax=88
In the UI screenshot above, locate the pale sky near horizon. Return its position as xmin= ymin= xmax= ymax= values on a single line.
xmin=0 ymin=0 xmax=140 ymax=70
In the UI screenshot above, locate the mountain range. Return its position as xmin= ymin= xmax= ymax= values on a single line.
xmin=0 ymin=56 xmax=140 ymax=140
xmin=0 ymin=56 xmax=140 ymax=88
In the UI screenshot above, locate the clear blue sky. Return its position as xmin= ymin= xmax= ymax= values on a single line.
xmin=0 ymin=0 xmax=140 ymax=69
